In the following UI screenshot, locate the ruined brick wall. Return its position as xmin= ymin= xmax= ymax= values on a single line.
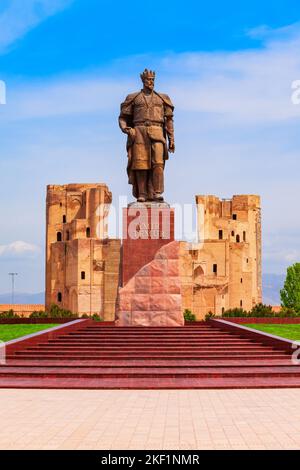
xmin=45 ymin=184 xmax=120 ymax=319
xmin=180 ymin=194 xmax=262 ymax=320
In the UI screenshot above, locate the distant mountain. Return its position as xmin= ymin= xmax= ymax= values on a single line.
xmin=0 ymin=276 xmax=287 ymax=307
xmin=0 ymin=292 xmax=45 ymax=305
xmin=262 ymin=273 xmax=285 ymax=306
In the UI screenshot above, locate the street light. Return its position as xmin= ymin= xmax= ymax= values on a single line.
xmin=8 ymin=273 xmax=18 ymax=304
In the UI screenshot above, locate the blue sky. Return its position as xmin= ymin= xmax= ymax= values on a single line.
xmin=0 ymin=0 xmax=300 ymax=294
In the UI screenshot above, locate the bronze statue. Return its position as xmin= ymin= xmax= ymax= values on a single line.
xmin=119 ymin=69 xmax=175 ymax=203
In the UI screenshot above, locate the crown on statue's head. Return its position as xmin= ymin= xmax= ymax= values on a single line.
xmin=140 ymin=69 xmax=156 ymax=81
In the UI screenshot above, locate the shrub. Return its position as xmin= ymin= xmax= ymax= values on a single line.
xmin=222 ymin=308 xmax=248 ymax=317
xmin=183 ymin=309 xmax=196 ymax=322
xmin=0 ymin=309 xmax=21 ymax=320
xmin=30 ymin=304 xmax=78 ymax=319
xmin=79 ymin=314 xmax=103 ymax=321
xmin=249 ymin=303 xmax=273 ymax=317
xmin=30 ymin=310 xmax=48 ymax=319
xmin=48 ymin=304 xmax=78 ymax=318
xmin=223 ymin=304 xmax=275 ymax=318
xmin=221 ymin=303 xmax=300 ymax=319
xmin=277 ymin=307 xmax=299 ymax=318
xmin=91 ymin=314 xmax=103 ymax=322
xmin=205 ymin=312 xmax=215 ymax=321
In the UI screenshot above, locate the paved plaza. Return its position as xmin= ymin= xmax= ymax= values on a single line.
xmin=0 ymin=388 xmax=300 ymax=450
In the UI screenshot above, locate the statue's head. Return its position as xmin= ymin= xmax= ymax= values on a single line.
xmin=140 ymin=69 xmax=155 ymax=91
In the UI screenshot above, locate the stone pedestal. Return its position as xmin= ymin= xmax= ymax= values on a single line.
xmin=116 ymin=241 xmax=184 ymax=327
xmin=121 ymin=202 xmax=175 ymax=286
xmin=116 ymin=203 xmax=183 ymax=327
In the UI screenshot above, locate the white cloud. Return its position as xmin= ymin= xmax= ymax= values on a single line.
xmin=0 ymin=0 xmax=73 ymax=52
xmin=0 ymin=241 xmax=41 ymax=258
xmin=246 ymin=22 xmax=300 ymax=41
xmin=4 ymin=78 xmax=129 ymax=120
xmin=163 ymin=42 xmax=300 ymax=124
xmin=2 ymin=26 xmax=300 ymax=125
xmin=265 ymin=249 xmax=300 ymax=263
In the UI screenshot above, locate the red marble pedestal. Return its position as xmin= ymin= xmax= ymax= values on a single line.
xmin=117 ymin=203 xmax=183 ymax=327
xmin=121 ymin=203 xmax=175 ymax=286
xmin=116 ymin=240 xmax=184 ymax=327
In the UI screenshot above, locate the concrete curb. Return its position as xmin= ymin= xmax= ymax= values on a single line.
xmin=209 ymin=319 xmax=296 ymax=354
xmin=5 ymin=319 xmax=92 ymax=355
xmin=222 ymin=317 xmax=300 ymax=324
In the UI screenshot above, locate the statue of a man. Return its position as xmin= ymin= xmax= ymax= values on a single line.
xmin=119 ymin=69 xmax=175 ymax=203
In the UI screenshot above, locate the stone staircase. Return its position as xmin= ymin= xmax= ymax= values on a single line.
xmin=1 ymin=322 xmax=300 ymax=389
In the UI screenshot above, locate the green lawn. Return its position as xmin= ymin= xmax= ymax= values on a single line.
xmin=245 ymin=324 xmax=300 ymax=341
xmin=0 ymin=324 xmax=59 ymax=342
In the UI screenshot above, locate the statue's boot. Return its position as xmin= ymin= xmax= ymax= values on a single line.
xmin=152 ymin=165 xmax=164 ymax=202
xmin=136 ymin=170 xmax=148 ymax=202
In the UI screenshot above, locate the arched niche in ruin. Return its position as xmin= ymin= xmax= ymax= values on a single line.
xmin=193 ymin=265 xmax=205 ymax=283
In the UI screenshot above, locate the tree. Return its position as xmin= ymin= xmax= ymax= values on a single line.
xmin=280 ymin=263 xmax=300 ymax=312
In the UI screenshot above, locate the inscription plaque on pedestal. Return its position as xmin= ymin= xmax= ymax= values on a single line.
xmin=121 ymin=202 xmax=175 ymax=286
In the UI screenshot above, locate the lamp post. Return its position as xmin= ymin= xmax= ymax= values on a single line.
xmin=8 ymin=273 xmax=18 ymax=304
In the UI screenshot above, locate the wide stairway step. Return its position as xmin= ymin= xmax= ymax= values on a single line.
xmin=1 ymin=323 xmax=297 ymax=389
xmin=5 ymin=358 xmax=295 ymax=367
xmin=26 ymin=344 xmax=277 ymax=351
xmin=0 ymin=376 xmax=300 ymax=389
xmin=1 ymin=365 xmax=300 ymax=379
